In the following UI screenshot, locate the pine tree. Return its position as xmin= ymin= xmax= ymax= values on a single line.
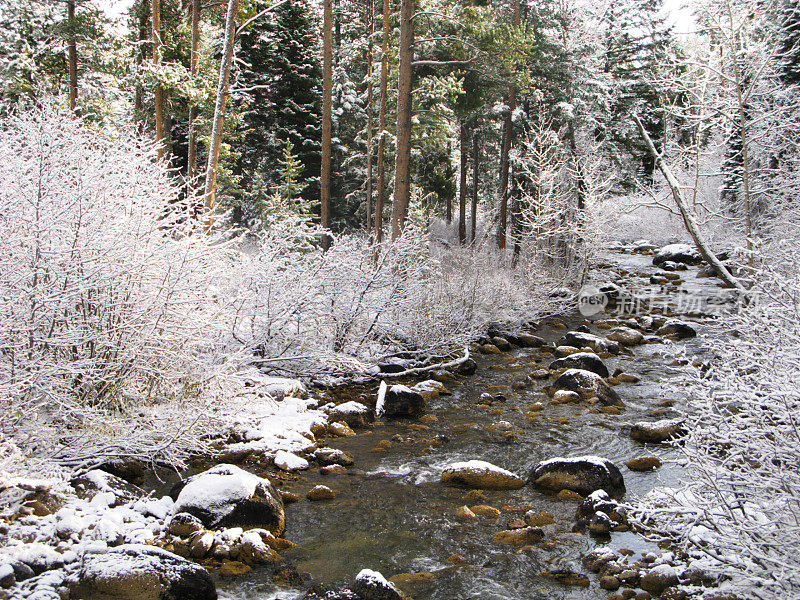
xmin=230 ymin=0 xmax=322 ymax=227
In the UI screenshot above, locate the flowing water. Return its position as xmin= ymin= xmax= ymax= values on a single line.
xmin=217 ymin=249 xmax=732 ymax=600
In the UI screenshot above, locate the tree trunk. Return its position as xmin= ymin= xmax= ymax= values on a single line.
xmin=390 ymin=0 xmax=414 ymax=240
xmin=67 ymin=0 xmax=78 ymax=113
xmin=202 ymin=0 xmax=239 ymax=232
xmin=321 ymin=0 xmax=334 ymax=250
xmin=458 ymin=119 xmax=467 ymax=243
xmin=152 ymin=0 xmax=166 ymax=161
xmin=365 ymin=0 xmax=374 ymax=231
xmin=134 ymin=0 xmax=147 ymax=128
xmin=187 ymin=0 xmax=201 ymax=193
xmin=496 ymin=0 xmax=520 ymax=249
xmin=471 ymin=130 xmax=478 ymax=244
xmin=375 ymin=0 xmax=391 ymax=246
xmin=634 ymin=117 xmax=746 ymax=293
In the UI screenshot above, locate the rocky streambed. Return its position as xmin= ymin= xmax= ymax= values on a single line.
xmin=0 ymin=243 xmax=739 ymax=600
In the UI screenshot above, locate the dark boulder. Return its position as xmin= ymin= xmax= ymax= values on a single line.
xmin=656 ymin=319 xmax=697 ymax=340
xmin=528 ymin=456 xmax=626 ymax=498
xmin=352 ymin=569 xmax=403 ymax=600
xmin=652 ymin=243 xmax=702 ymax=267
xmin=70 ymin=470 xmax=145 ymax=507
xmin=379 ymin=385 xmax=425 ymax=418
xmin=552 ymin=369 xmax=620 ymax=406
xmin=557 ymin=332 xmax=619 ymax=355
xmin=327 ymin=401 xmax=375 ymax=428
xmin=549 ymin=352 xmax=609 ymax=378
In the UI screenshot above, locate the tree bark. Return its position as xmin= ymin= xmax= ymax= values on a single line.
xmin=321 ymin=0 xmax=334 ymax=250
xmin=152 ymin=0 xmax=166 ymax=161
xmin=390 ymin=0 xmax=414 ymax=240
xmin=203 ymin=0 xmax=239 ymax=232
xmin=634 ymin=117 xmax=746 ymax=293
xmin=471 ymin=130 xmax=478 ymax=244
xmin=496 ymin=0 xmax=520 ymax=249
xmin=187 ymin=0 xmax=201 ymax=193
xmin=458 ymin=119 xmax=467 ymax=243
xmin=67 ymin=0 xmax=78 ymax=113
xmin=134 ymin=0 xmax=148 ymax=127
xmin=365 ymin=0 xmax=374 ymax=231
xmin=375 ymin=0 xmax=391 ymax=246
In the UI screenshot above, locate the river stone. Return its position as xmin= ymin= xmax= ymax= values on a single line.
xmin=652 ymin=243 xmax=702 ymax=266
xmin=352 ymin=569 xmax=403 ymax=600
xmin=314 ymin=447 xmax=354 ymax=466
xmin=457 ymin=358 xmax=478 ymax=376
xmin=274 ymin=450 xmax=309 ymax=471
xmin=67 ymin=544 xmax=216 ymax=600
xmin=557 ymin=332 xmax=620 ymax=355
xmin=625 ymin=456 xmax=662 ymax=471
xmin=71 ymin=470 xmax=146 ymax=507
xmin=168 ymin=513 xmax=204 ymax=538
xmin=606 ymin=326 xmax=644 ymax=346
xmin=171 ymin=464 xmax=285 ymax=535
xmin=381 ymin=385 xmax=425 ymax=418
xmin=656 ymin=319 xmax=697 ymax=340
xmin=640 ymin=564 xmax=680 ymax=595
xmin=630 ymin=419 xmax=687 ymax=443
xmin=552 ymin=369 xmax=620 ymax=406
xmin=494 ymin=526 xmax=544 ymax=545
xmin=411 ymin=379 xmax=450 ymax=401
xmin=516 ymin=333 xmax=545 ymax=347
xmin=549 ymin=352 xmax=609 ymax=378
xmin=441 ymin=460 xmax=525 ymax=490
xmin=306 ymin=485 xmax=336 ymax=501
xmin=528 ymin=456 xmax=626 ymax=498
xmin=327 ymin=401 xmax=375 ymax=428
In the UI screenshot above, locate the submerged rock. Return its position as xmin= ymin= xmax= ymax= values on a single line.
xmin=528 ymin=456 xmax=626 ymax=498
xmin=552 ymin=369 xmax=620 ymax=406
xmin=171 ymin=464 xmax=285 ymax=535
xmin=549 ymin=352 xmax=609 ymax=378
xmin=68 ymin=544 xmax=217 ymax=600
xmin=441 ymin=460 xmax=525 ymax=490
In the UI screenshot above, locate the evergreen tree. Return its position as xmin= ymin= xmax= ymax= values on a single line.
xmin=230 ymin=0 xmax=322 ymax=227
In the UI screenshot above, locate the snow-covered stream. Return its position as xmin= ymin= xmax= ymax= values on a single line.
xmin=215 ymin=248 xmax=731 ymax=600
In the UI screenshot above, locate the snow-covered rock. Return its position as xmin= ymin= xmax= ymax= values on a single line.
xmin=606 ymin=326 xmax=644 ymax=346
xmin=549 ymin=352 xmax=609 ymax=378
xmin=557 ymin=331 xmax=620 ymax=355
xmin=70 ymin=470 xmax=145 ymax=507
xmin=380 ymin=384 xmax=425 ymax=418
xmin=552 ymin=369 xmax=620 ymax=406
xmin=327 ymin=401 xmax=374 ymax=428
xmin=528 ymin=456 xmax=626 ymax=498
xmin=639 ymin=564 xmax=679 ymax=595
xmin=441 ymin=460 xmax=525 ymax=490
xmin=352 ymin=568 xmax=403 ymax=600
xmin=630 ymin=418 xmax=687 ymax=443
xmin=171 ymin=464 xmax=284 ymax=535
xmin=67 ymin=544 xmax=216 ymax=600
xmin=653 ymin=243 xmax=702 ymax=266
xmin=314 ymin=447 xmax=354 ymax=466
xmin=273 ymin=450 xmax=309 ymax=471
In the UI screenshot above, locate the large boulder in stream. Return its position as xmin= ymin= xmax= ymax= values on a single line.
xmin=630 ymin=418 xmax=687 ymax=443
xmin=377 ymin=384 xmax=425 ymax=418
xmin=352 ymin=569 xmax=404 ymax=600
xmin=557 ymin=332 xmax=619 ymax=355
xmin=652 ymin=243 xmax=702 ymax=267
xmin=656 ymin=319 xmax=697 ymax=340
xmin=606 ymin=326 xmax=644 ymax=346
xmin=552 ymin=369 xmax=620 ymax=406
xmin=68 ymin=544 xmax=217 ymax=600
xmin=170 ymin=464 xmax=285 ymax=535
xmin=549 ymin=353 xmax=609 ymax=378
xmin=528 ymin=456 xmax=626 ymax=499
xmin=327 ymin=401 xmax=375 ymax=428
xmin=441 ymin=460 xmax=525 ymax=490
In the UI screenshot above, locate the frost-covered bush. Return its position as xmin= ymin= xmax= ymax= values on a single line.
xmin=640 ymin=241 xmax=800 ymax=598
xmin=0 ymin=109 xmax=228 ymax=418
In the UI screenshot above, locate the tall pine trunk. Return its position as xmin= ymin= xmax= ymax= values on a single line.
xmin=134 ymin=1 xmax=147 ymax=128
xmin=375 ymin=0 xmax=391 ymax=245
xmin=187 ymin=0 xmax=201 ymax=193
xmin=497 ymin=0 xmax=520 ymax=249
xmin=321 ymin=0 xmax=334 ymax=249
xmin=152 ymin=0 xmax=166 ymax=160
xmin=67 ymin=0 xmax=78 ymax=113
xmin=203 ymin=0 xmax=239 ymax=232
xmin=365 ymin=0 xmax=374 ymax=231
xmin=390 ymin=0 xmax=414 ymax=240
xmin=458 ymin=119 xmax=467 ymax=243
xmin=471 ymin=131 xmax=478 ymax=244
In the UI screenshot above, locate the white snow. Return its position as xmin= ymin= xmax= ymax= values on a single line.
xmin=375 ymin=381 xmax=388 ymax=416
xmin=173 ymin=465 xmax=262 ymax=523
xmin=536 ymin=455 xmax=614 ymax=472
xmin=273 ymin=450 xmax=309 ymax=471
xmin=443 ymin=460 xmax=518 ymax=478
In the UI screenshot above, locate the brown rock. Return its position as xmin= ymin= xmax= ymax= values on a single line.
xmin=541 ymin=570 xmax=590 ymax=587
xmin=219 ymin=560 xmax=252 ymax=577
xmin=625 ymin=456 xmax=662 ymax=471
xmin=306 ymin=485 xmax=336 ymax=501
xmin=494 ymin=526 xmax=544 ymax=545
xmin=456 ymin=505 xmax=478 ymax=520
xmin=600 ymin=576 xmax=621 ymax=591
xmin=524 ymin=510 xmax=555 ymax=527
xmin=471 ymin=505 xmax=501 ymax=517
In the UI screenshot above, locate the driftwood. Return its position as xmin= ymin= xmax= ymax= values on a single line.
xmin=380 ymin=346 xmax=471 ymax=379
xmin=634 ymin=116 xmax=748 ymax=294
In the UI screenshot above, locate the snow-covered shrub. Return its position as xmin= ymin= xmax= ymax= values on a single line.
xmin=639 ymin=240 xmax=800 ymax=598
xmin=0 ymin=108 xmax=228 ymax=418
